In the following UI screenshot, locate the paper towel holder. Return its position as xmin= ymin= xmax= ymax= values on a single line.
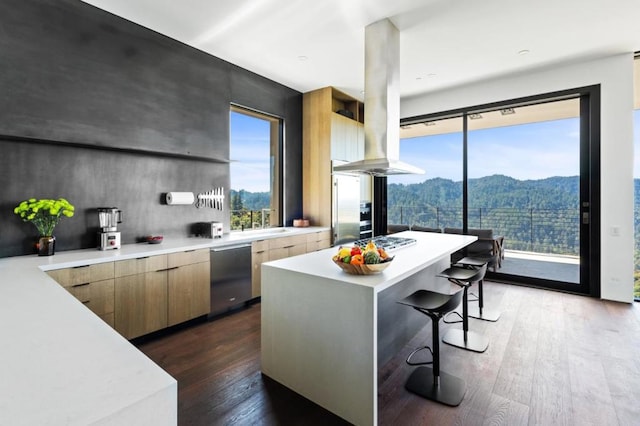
xmin=165 ymin=192 xmax=195 ymax=205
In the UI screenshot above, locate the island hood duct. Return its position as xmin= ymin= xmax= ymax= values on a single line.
xmin=333 ymin=18 xmax=424 ymax=176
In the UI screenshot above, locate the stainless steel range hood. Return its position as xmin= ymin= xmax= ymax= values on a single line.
xmin=333 ymin=18 xmax=424 ymax=176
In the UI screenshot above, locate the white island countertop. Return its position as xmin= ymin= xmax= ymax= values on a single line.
xmin=264 ymin=231 xmax=477 ymax=292
xmin=0 ymin=226 xmax=327 ymax=426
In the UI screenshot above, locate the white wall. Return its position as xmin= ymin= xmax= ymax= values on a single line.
xmin=401 ymin=53 xmax=635 ymax=302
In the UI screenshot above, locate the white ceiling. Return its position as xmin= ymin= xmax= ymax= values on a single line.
xmin=81 ymin=0 xmax=640 ymax=101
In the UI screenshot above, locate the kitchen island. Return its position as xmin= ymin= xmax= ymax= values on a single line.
xmin=261 ymin=231 xmax=476 ymax=426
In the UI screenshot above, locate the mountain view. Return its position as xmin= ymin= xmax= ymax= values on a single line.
xmin=233 ymin=176 xmax=640 ymax=297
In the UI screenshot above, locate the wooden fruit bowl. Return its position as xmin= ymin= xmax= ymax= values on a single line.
xmin=332 ymin=257 xmax=393 ymax=275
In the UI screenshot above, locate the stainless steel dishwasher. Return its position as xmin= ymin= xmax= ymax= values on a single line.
xmin=209 ymin=243 xmax=252 ymax=317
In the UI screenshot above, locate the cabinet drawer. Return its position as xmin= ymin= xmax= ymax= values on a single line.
xmin=167 ymin=249 xmax=209 ymax=268
xmin=307 ymin=241 xmax=327 ymax=252
xmin=115 ymin=255 xmax=167 ymax=277
xmin=65 ymin=278 xmax=115 ymax=316
xmin=306 ymin=230 xmax=331 ymax=243
xmin=47 ymin=263 xmax=114 ymax=287
xmin=47 ymin=266 xmax=90 ymax=287
xmin=288 ymin=244 xmax=307 ymax=257
xmin=252 ymin=239 xmax=269 ymax=252
xmin=269 ymin=234 xmax=306 ymax=250
xmin=90 ymin=262 xmax=115 ymax=281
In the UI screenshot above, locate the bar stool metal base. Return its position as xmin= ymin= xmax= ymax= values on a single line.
xmin=468 ymin=306 xmax=501 ymax=322
xmin=443 ymin=328 xmax=489 ymax=353
xmin=405 ymin=366 xmax=466 ymax=407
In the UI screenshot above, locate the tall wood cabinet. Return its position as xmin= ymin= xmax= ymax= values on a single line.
xmin=303 ymin=87 xmax=370 ymax=232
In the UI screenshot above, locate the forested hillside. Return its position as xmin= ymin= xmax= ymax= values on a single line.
xmin=388 ymin=175 xmax=579 ymax=210
xmin=388 ymin=175 xmax=581 ymax=254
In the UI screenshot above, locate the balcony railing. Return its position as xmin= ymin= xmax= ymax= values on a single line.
xmin=389 ymin=206 xmax=580 ymax=255
xmin=230 ymin=209 xmax=273 ymax=231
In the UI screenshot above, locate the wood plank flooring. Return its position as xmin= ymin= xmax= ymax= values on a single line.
xmin=137 ymin=283 xmax=640 ymax=425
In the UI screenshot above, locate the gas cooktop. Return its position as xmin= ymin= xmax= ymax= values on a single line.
xmin=351 ymin=235 xmax=417 ymax=251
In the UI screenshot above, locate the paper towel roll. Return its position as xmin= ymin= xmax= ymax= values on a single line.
xmin=166 ymin=192 xmax=195 ymax=205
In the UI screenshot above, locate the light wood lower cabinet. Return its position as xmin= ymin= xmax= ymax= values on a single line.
xmin=47 ymin=262 xmax=115 ymax=327
xmin=251 ymin=242 xmax=269 ymax=298
xmin=114 ymin=255 xmax=168 ymax=340
xmin=167 ymin=249 xmax=210 ymax=327
xmin=251 ymin=230 xmax=332 ymax=297
xmin=306 ymin=230 xmax=332 ymax=252
xmin=47 ymin=249 xmax=210 ymax=340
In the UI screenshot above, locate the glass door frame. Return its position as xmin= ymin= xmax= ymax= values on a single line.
xmin=396 ymin=85 xmax=601 ymax=296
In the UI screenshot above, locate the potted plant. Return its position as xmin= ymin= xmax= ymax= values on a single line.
xmin=14 ymin=198 xmax=75 ymax=256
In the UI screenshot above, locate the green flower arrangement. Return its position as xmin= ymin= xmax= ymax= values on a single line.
xmin=14 ymin=198 xmax=75 ymax=236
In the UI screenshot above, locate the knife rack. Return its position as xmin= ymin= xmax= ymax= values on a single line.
xmin=196 ymin=187 xmax=224 ymax=210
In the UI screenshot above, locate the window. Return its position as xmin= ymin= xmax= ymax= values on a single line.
xmin=229 ymin=105 xmax=282 ymax=230
xmin=392 ymin=86 xmax=600 ymax=295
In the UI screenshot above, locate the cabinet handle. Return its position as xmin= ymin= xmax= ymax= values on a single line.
xmin=72 ymin=265 xmax=88 ymax=269
xmin=184 ymin=249 xmax=196 ymax=253
xmin=284 ymin=245 xmax=294 ymax=249
xmin=137 ymin=256 xmax=149 ymax=260
xmin=157 ymin=267 xmax=179 ymax=272
xmin=71 ymin=283 xmax=90 ymax=288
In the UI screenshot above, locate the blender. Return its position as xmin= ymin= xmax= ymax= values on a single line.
xmin=97 ymin=207 xmax=122 ymax=250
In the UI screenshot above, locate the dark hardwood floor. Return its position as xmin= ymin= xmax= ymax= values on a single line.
xmin=137 ymin=283 xmax=640 ymax=425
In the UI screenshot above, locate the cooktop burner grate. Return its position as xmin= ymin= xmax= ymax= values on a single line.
xmin=351 ymin=235 xmax=417 ymax=251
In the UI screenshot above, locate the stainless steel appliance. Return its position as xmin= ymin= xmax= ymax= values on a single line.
xmin=359 ymin=202 xmax=372 ymax=240
xmin=352 ymin=235 xmax=417 ymax=251
xmin=333 ymin=161 xmax=361 ymax=245
xmin=199 ymin=221 xmax=223 ymax=238
xmin=209 ymin=244 xmax=252 ymax=317
xmin=97 ymin=207 xmax=122 ymax=250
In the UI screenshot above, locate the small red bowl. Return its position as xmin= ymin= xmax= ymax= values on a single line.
xmin=146 ymin=235 xmax=163 ymax=244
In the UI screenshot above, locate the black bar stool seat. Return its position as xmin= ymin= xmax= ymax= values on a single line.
xmin=437 ymin=264 xmax=489 ymax=353
xmin=456 ymin=256 xmax=501 ymax=322
xmin=398 ymin=289 xmax=466 ymax=406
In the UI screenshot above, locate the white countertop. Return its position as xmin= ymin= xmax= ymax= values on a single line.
xmin=0 ymin=226 xmax=327 ymax=425
xmin=264 ymin=231 xmax=477 ymax=293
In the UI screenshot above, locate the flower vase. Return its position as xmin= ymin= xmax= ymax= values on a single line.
xmin=38 ymin=236 xmax=56 ymax=256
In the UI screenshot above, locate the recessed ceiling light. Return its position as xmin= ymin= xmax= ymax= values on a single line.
xmin=298 ymin=55 xmax=308 ymax=61
xmin=518 ymin=49 xmax=530 ymax=56
xmin=416 ymin=77 xmax=423 ymax=81
xmin=500 ymin=108 xmax=516 ymax=115
xmin=427 ymin=73 xmax=437 ymax=78
xmin=469 ymin=113 xmax=483 ymax=120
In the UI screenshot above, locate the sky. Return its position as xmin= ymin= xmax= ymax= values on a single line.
xmin=389 ymin=117 xmax=582 ymax=185
xmin=230 ymin=110 xmax=640 ymax=191
xmin=230 ymin=111 xmax=272 ymax=192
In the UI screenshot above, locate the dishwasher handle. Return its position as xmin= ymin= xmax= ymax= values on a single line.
xmin=210 ymin=243 xmax=252 ymax=252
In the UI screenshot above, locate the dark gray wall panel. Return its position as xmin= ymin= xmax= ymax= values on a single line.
xmin=0 ymin=139 xmax=228 ymax=257
xmin=1 ymin=0 xmax=231 ymax=160
xmin=0 ymin=0 xmax=303 ymax=257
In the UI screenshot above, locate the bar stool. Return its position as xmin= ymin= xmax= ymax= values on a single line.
xmin=438 ymin=263 xmax=489 ymax=353
xmin=456 ymin=256 xmax=501 ymax=322
xmin=397 ymin=288 xmax=466 ymax=406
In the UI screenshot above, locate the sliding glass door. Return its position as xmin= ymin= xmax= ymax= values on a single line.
xmin=467 ymin=99 xmax=582 ymax=287
xmin=392 ymin=87 xmax=600 ymax=295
